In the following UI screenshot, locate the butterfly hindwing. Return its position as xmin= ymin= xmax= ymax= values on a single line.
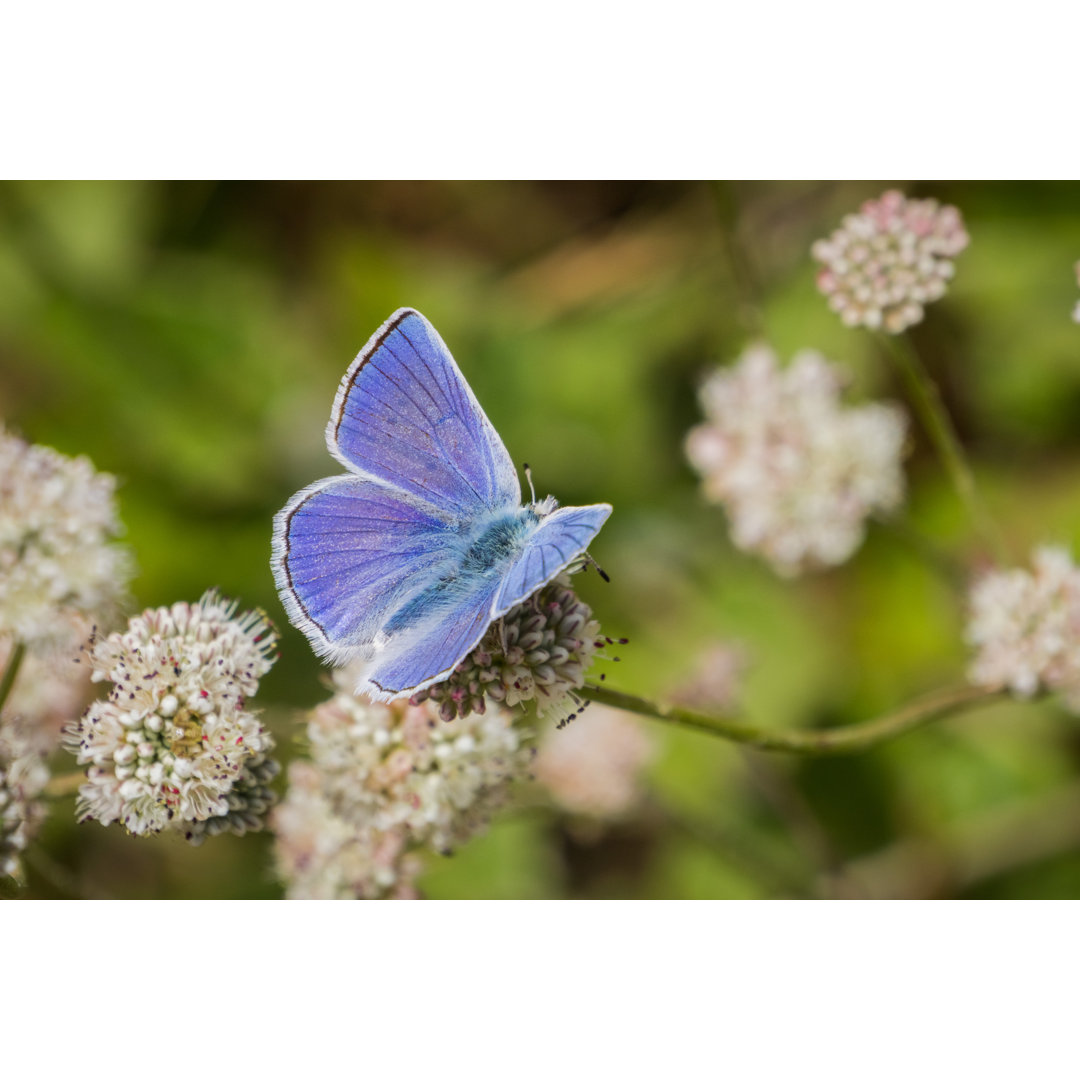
xmin=361 ymin=578 xmax=502 ymax=701
xmin=271 ymin=474 xmax=458 ymax=663
xmin=494 ymin=503 xmax=612 ymax=615
xmin=328 ymin=308 xmax=520 ymax=518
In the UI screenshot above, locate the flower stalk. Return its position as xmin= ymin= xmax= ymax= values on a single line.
xmin=0 ymin=640 xmax=26 ymax=715
xmin=879 ymin=332 xmax=1006 ymax=562
xmin=579 ymin=682 xmax=1005 ymax=755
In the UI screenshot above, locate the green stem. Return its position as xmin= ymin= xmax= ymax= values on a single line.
xmin=877 ymin=515 xmax=968 ymax=589
xmin=0 ymin=640 xmax=26 ymax=715
xmin=579 ymin=682 xmax=1005 ymax=755
xmin=879 ymin=332 xmax=1007 ymax=563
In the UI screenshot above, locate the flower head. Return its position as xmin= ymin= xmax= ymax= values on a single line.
xmin=0 ymin=425 xmax=132 ymax=648
xmin=272 ymin=763 xmax=423 ymax=900
xmin=411 ymin=577 xmax=609 ymax=723
xmin=1073 ymin=261 xmax=1080 ymax=324
xmin=63 ymin=590 xmax=280 ymax=839
xmin=685 ymin=344 xmax=907 ymax=575
xmin=272 ymin=671 xmax=534 ymax=898
xmin=967 ymin=546 xmax=1080 ymax=709
xmin=812 ymin=190 xmax=968 ymax=333
xmin=303 ymin=669 xmax=533 ymax=854
xmin=535 ymin=705 xmax=655 ymax=820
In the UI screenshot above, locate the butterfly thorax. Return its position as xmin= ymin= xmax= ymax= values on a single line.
xmin=459 ymin=506 xmax=542 ymax=575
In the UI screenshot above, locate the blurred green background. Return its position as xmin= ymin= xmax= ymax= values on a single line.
xmin=5 ymin=180 xmax=1080 ymax=899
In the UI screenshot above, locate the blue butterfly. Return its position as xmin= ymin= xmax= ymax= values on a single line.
xmin=271 ymin=308 xmax=612 ymax=702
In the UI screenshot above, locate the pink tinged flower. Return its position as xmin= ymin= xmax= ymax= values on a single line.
xmin=272 ymin=672 xmax=536 ymax=898
xmin=812 ymin=190 xmax=968 ymax=333
xmin=967 ymin=547 xmax=1080 ymax=710
xmin=534 ymin=705 xmax=655 ymax=820
xmin=271 ymin=762 xmax=422 ymax=900
xmin=685 ymin=344 xmax=907 ymax=576
xmin=63 ymin=590 xmax=280 ymax=840
xmin=1073 ymin=261 xmax=1080 ymax=324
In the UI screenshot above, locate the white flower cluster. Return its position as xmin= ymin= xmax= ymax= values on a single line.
xmin=1 ymin=715 xmax=50 ymax=879
xmin=272 ymin=667 xmax=534 ymax=898
xmin=0 ymin=425 xmax=132 ymax=647
xmin=534 ymin=705 xmax=655 ymax=820
xmin=685 ymin=344 xmax=907 ymax=575
xmin=812 ymin=189 xmax=968 ymax=333
xmin=967 ymin=546 xmax=1080 ymax=709
xmin=64 ymin=591 xmax=279 ymax=839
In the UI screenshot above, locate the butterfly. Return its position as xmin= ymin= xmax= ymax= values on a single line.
xmin=271 ymin=308 xmax=612 ymax=703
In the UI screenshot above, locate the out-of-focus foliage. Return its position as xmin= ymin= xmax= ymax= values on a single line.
xmin=5 ymin=181 xmax=1080 ymax=899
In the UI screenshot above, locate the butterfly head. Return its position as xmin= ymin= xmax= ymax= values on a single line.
xmin=530 ymin=493 xmax=559 ymax=519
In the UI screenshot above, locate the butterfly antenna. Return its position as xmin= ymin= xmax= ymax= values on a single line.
xmin=585 ymin=552 xmax=610 ymax=583
xmin=522 ymin=462 xmax=538 ymax=503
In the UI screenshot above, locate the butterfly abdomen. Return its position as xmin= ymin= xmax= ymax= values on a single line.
xmin=382 ymin=508 xmax=536 ymax=636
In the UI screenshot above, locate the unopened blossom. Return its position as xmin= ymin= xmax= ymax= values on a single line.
xmin=967 ymin=546 xmax=1080 ymax=709
xmin=686 ymin=344 xmax=907 ymax=575
xmin=0 ymin=715 xmax=50 ymax=879
xmin=412 ymin=577 xmax=610 ymax=723
xmin=1073 ymin=261 xmax=1080 ymax=324
xmin=812 ymin=189 xmax=968 ymax=333
xmin=535 ymin=705 xmax=655 ymax=820
xmin=303 ymin=668 xmax=533 ymax=854
xmin=64 ymin=590 xmax=279 ymax=839
xmin=0 ymin=425 xmax=132 ymax=648
xmin=272 ymin=762 xmax=423 ymax=900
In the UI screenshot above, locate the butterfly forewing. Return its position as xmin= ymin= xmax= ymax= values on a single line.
xmin=328 ymin=309 xmax=520 ymax=518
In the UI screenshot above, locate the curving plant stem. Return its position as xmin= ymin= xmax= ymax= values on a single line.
xmin=579 ymin=682 xmax=1006 ymax=755
xmin=0 ymin=640 xmax=26 ymax=715
xmin=879 ymin=332 xmax=1007 ymax=563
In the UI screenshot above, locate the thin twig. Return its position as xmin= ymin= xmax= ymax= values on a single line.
xmin=0 ymin=640 xmax=27 ymax=715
